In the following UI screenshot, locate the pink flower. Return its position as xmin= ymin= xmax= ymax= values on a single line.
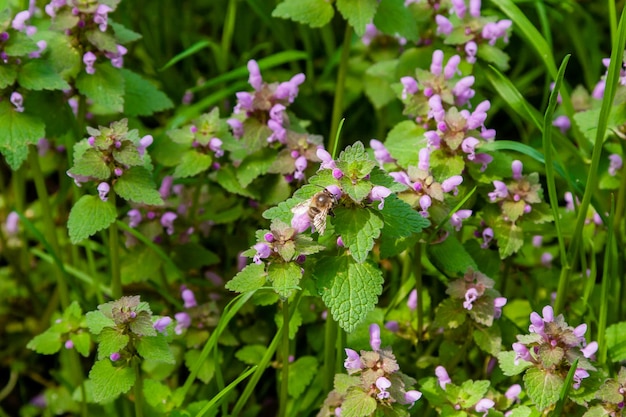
xmin=435 ymin=366 xmax=451 ymax=389
xmin=247 ymin=60 xmax=263 ymax=91
xmin=369 ymin=323 xmax=381 ymax=351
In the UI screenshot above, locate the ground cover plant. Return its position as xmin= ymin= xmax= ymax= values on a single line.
xmin=1 ymin=0 xmax=626 ymax=416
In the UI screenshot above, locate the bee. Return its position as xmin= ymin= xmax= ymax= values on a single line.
xmin=291 ymin=188 xmax=337 ymax=235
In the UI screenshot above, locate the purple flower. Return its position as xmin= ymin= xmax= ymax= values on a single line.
xmin=511 ymin=160 xmax=523 ymax=180
xmin=435 ymin=14 xmax=453 ymax=35
xmin=481 ymin=227 xmax=493 ymax=248
xmin=592 ymin=79 xmax=605 ymax=99
xmin=159 ymin=176 xmax=174 ymax=199
xmin=541 ymin=252 xmax=553 ymax=268
xmin=573 ymin=368 xmax=589 ymax=389
xmin=275 ymin=73 xmax=305 ymax=103
xmin=110 ymin=352 xmax=121 ymax=361
xmin=469 ymin=0 xmax=481 ymax=17
xmin=12 ymin=10 xmax=30 ymax=31
xmin=10 ymin=92 xmax=24 ymax=112
xmin=127 ymin=209 xmax=142 ymax=228
xmin=488 ymin=181 xmax=508 ymax=201
xmin=181 ymin=288 xmax=197 ymax=308
xmin=385 ymin=321 xmax=399 ymax=332
xmin=344 ymin=348 xmax=362 ymax=371
xmin=370 ymin=186 xmax=391 ymax=210
xmin=418 ymin=147 xmax=430 ymax=171
xmin=336 ymin=236 xmax=344 ymax=247
xmin=444 ymin=55 xmax=461 ymax=79
xmin=435 ymin=366 xmax=451 ymax=389
xmin=369 ymin=323 xmax=381 ymax=351
xmin=404 ymin=390 xmax=422 ymax=408
xmin=512 ymin=342 xmax=532 ymax=364
xmin=442 ymin=175 xmax=463 ymax=195
xmin=419 ymin=195 xmax=432 ymax=216
xmin=317 ymin=148 xmax=336 ymax=170
xmin=553 ymin=115 xmax=571 ymax=133
xmin=608 ymin=154 xmax=623 ymax=176
xmin=6 ymin=211 xmax=19 ymax=236
xmin=463 ymin=287 xmax=479 ymax=310
xmin=505 ymin=384 xmax=521 ymax=401
xmin=97 ymin=182 xmax=110 ymax=202
xmin=370 ymin=139 xmax=394 ymax=165
xmin=361 ymin=23 xmax=379 ymax=46
xmin=235 ymin=91 xmax=254 ymax=113
xmin=174 ymin=312 xmax=191 ymax=334
xmin=581 ymin=341 xmax=598 ymax=358
xmin=64 ymin=340 xmax=74 ymax=349
xmin=424 ymin=130 xmax=441 ymax=149
xmin=494 ymin=297 xmax=507 ymax=318
xmin=247 ymin=60 xmax=263 ymax=91
xmin=227 ymin=118 xmax=244 ymax=138
xmin=264 ymin=232 xmax=275 ymax=243
xmin=482 ymin=20 xmax=512 ymax=45
xmin=430 ymin=50 xmax=444 ymax=76
xmin=375 ymin=376 xmax=392 ymax=400
xmin=465 ymin=41 xmax=478 ymax=64
xmin=400 ymin=76 xmax=419 ymax=98
xmin=407 ymin=289 xmax=418 ymax=310
xmin=450 ymin=209 xmax=472 ymax=231
xmin=473 ymin=153 xmax=493 ymax=172
xmin=137 ymin=135 xmax=153 ymax=156
xmin=253 ymin=242 xmax=271 ymax=264
xmin=83 ymin=51 xmax=97 ymax=74
xmin=390 ymin=171 xmax=412 ymax=188
xmin=326 ymin=185 xmax=342 ymax=199
xmin=428 ymin=95 xmax=445 ymax=122
xmin=161 ymin=211 xmax=177 ymax=235
xmin=153 ymin=316 xmax=172 ymax=334
xmin=453 ymin=76 xmax=475 ymax=104
xmin=291 ymin=209 xmax=311 ymax=233
xmin=209 ymin=138 xmax=224 ymax=157
xmin=475 ymin=398 xmax=495 ymax=416
xmin=466 ymin=100 xmax=490 ymax=129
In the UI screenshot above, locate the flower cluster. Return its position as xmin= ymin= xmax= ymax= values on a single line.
xmin=231 ymin=60 xmax=324 ymax=182
xmin=487 ymin=160 xmax=543 ymax=223
xmin=247 ymin=220 xmax=325 ymax=265
xmin=44 ymin=0 xmax=128 ymax=74
xmin=512 ymin=305 xmax=597 ymax=389
xmin=446 ymin=268 xmax=507 ymax=326
xmin=317 ymin=324 xmax=422 ymax=417
xmin=170 ymin=286 xmax=221 ymax=337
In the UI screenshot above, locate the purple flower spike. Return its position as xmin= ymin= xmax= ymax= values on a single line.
xmin=247 ymin=60 xmax=263 ymax=91
xmin=235 ymin=91 xmax=254 ymax=113
xmin=370 ymin=186 xmax=391 ymax=210
xmin=573 ymin=323 xmax=587 ymax=339
xmin=425 ymin=130 xmax=441 ymax=148
xmin=435 ymin=14 xmax=453 ymax=35
xmin=83 ymin=51 xmax=97 ymax=74
xmin=451 ymin=0 xmax=467 ymax=18
xmin=291 ymin=210 xmax=311 ymax=233
xmin=430 ymin=50 xmax=444 ymax=76
xmin=453 ymin=76 xmax=475 ymax=104
xmin=444 ymin=55 xmax=461 ymax=79
xmin=608 ymin=154 xmax=623 ymax=176
xmin=137 ymin=135 xmax=153 ymax=156
xmin=442 ymin=175 xmax=463 ymax=195
xmin=404 ymin=390 xmax=422 ymax=408
xmin=488 ymin=181 xmax=508 ymax=201
xmin=400 ymin=76 xmax=419 ymax=98
xmin=153 ymin=316 xmax=172 ymax=334
xmin=542 ymin=305 xmax=554 ymax=322
xmin=275 ymin=73 xmax=305 ymax=103
xmin=181 ymin=288 xmax=197 ymax=308
xmin=435 ymin=366 xmax=451 ymax=389
xmin=160 ymin=211 xmax=177 ymax=235
xmin=461 ymin=136 xmax=480 ymax=160
xmin=6 ymin=211 xmax=19 ymax=236
xmin=97 ymin=182 xmax=110 ymax=201
xmin=469 ymin=0 xmax=481 ymax=17
xmin=253 ymin=242 xmax=271 ymax=264
xmin=418 ymin=147 xmax=430 ymax=171
xmin=450 ymin=209 xmax=472 ymax=231
xmin=428 ymin=95 xmax=445 ymax=122
xmin=344 ymin=348 xmax=362 ymax=371
xmin=10 ymin=92 xmax=24 ymax=112
xmin=390 ymin=171 xmax=412 ymax=188
xmin=369 ymin=323 xmax=381 ymax=351
xmin=371 ymin=139 xmax=394 ymax=165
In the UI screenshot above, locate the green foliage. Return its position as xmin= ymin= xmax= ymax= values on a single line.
xmin=0 ymin=101 xmax=45 ymax=169
xmin=272 ymin=0 xmax=335 ymax=28
xmin=523 ymin=367 xmax=563 ymax=410
xmin=113 ymin=167 xmax=164 ymax=205
xmin=226 ymin=263 xmax=267 ymax=293
xmin=88 ymin=359 xmax=136 ymax=403
xmin=67 ymin=195 xmax=117 ymax=244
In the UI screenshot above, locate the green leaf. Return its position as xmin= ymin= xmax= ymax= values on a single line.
xmin=85 ymin=311 xmax=116 ymax=335
xmin=268 ymin=262 xmax=302 ymax=299
xmin=171 ymin=242 xmax=219 ymax=269
xmin=288 ymin=356 xmax=318 ymax=398
xmin=75 ymin=63 xmax=125 ymax=114
xmin=121 ymin=69 xmax=173 ymax=116
xmin=384 ymin=120 xmax=426 ymax=168
xmin=315 ymin=256 xmax=384 ymax=333
xmin=524 ymin=367 xmax=563 ymax=410
xmin=493 ymin=221 xmax=524 ymax=259
xmin=427 ymin=235 xmax=477 ymax=277
xmin=473 ymin=326 xmax=502 ymax=355
xmin=27 ymin=329 xmax=62 ymax=355
xmin=606 ymin=322 xmax=626 ymax=362
xmin=272 ymin=0 xmax=335 ymax=28
xmin=85 ymin=29 xmax=118 ymax=53
xmin=334 ymin=207 xmax=383 ymax=263
xmin=69 ymin=332 xmax=91 ymax=357
xmin=373 ymin=0 xmax=418 ymax=41
xmin=17 ymin=60 xmax=71 ymax=91
xmin=89 ymin=359 xmax=135 ymax=404
xmin=458 ymin=379 xmax=491 ymax=408
xmin=97 ymin=327 xmax=129 ymax=360
xmin=225 ymin=263 xmax=267 ymax=293
xmin=433 ymin=298 xmax=466 ymax=329
xmin=477 ymin=44 xmax=510 ymax=71
xmin=184 ymin=349 xmax=215 ymax=384
xmin=4 ymin=31 xmax=38 ymax=56
xmin=0 ymin=64 xmax=18 ymax=88
xmin=237 ymin=148 xmax=277 ymax=187
xmin=68 ymin=195 xmax=118 ymax=244
xmin=143 ymin=379 xmax=171 ymax=410
xmin=336 ymin=0 xmax=379 ymax=37
xmin=68 ymin=148 xmax=111 ymax=180
xmin=341 ymin=388 xmax=377 ymax=417
xmin=112 ymin=142 xmax=143 ymax=167
xmin=110 ymin=21 xmax=143 ymax=43
xmin=507 ymin=406 xmax=533 ymax=417
xmin=136 ymin=335 xmax=175 ymax=364
xmin=114 ymin=167 xmax=163 ymax=205
xmin=379 ymin=195 xmax=429 ymax=258
xmin=235 ymin=344 xmax=267 ymax=366
xmin=172 ymin=150 xmax=212 ymax=178
xmin=0 ymin=101 xmax=45 ymax=170
xmin=214 ymin=164 xmax=258 ymax=198
xmin=497 ymin=351 xmax=532 ymax=376
xmin=363 ymin=60 xmax=398 ymax=110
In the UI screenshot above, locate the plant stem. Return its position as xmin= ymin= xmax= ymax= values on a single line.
xmin=108 ymin=191 xmax=122 ymax=299
xmin=133 ymin=358 xmax=144 ymax=417
xmin=28 ymin=147 xmax=70 ymax=309
xmin=413 ymin=242 xmax=424 ymax=338
xmin=327 ymin=24 xmax=352 ymax=156
xmin=278 ymin=298 xmax=290 ymax=417
xmin=323 ymin=312 xmax=337 ymax=393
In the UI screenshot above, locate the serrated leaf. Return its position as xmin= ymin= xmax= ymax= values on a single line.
xmin=136 ymin=335 xmax=175 ymax=364
xmin=427 ymin=235 xmax=477 ymax=277
xmin=582 ymin=405 xmax=612 ymax=417
xmin=538 ymin=345 xmax=564 ymax=369
xmin=121 ymin=69 xmax=173 ymax=116
xmin=493 ymin=221 xmax=524 ymax=259
xmin=4 ymin=31 xmax=38 ymax=56
xmin=606 ymin=322 xmax=626 ymax=361
xmin=68 ymin=147 xmax=111 ymax=180
xmin=0 ymin=64 xmax=18 ymax=88
xmin=97 ymin=327 xmax=129 ymax=360
xmin=143 ymin=379 xmax=171 ymax=410
xmin=85 ymin=29 xmax=118 ymax=53
xmin=114 ymin=167 xmax=163 ymax=205
xmin=112 ymin=142 xmax=143 ymax=166
xmin=85 ymin=311 xmax=116 ymax=335
xmin=69 ymin=332 xmax=91 ymax=357
xmin=336 ymin=0 xmax=379 ymax=37
xmin=237 ymin=148 xmax=277 ymax=187
xmin=17 ymin=60 xmax=70 ymax=91
xmin=459 ymin=379 xmax=490 ymax=408
xmin=110 ymin=21 xmax=142 ymax=43
xmin=497 ymin=351 xmax=532 ymax=376
xmin=477 ymin=44 xmax=510 ymax=71
xmin=315 ymin=256 xmax=383 ymax=333
xmin=76 ymin=63 xmax=125 ymax=114
xmin=235 ymin=344 xmax=267 ymax=366
xmin=433 ymin=298 xmax=466 ymax=329
xmin=40 ymin=30 xmax=81 ymax=79
xmin=225 ymin=263 xmax=267 ymax=293
xmin=184 ymin=349 xmax=214 ymax=384
xmin=473 ymin=325 xmax=502 ymax=355
xmin=341 ymin=388 xmax=377 ymax=417
xmin=0 ymin=101 xmax=45 ymax=170
xmin=172 ymin=150 xmax=212 ymax=178
xmin=288 ymin=356 xmax=318 ymax=398
xmin=334 ymin=207 xmax=383 ymax=263
xmin=373 ymin=0 xmax=418 ymax=41
xmin=524 ymin=367 xmax=563 ymax=410
xmin=68 ymin=195 xmax=117 ymax=244
xmin=268 ymin=262 xmax=302 ymax=299
xmin=214 ymin=164 xmax=258 ymax=198
xmin=27 ymin=330 xmax=62 ymax=354
xmin=380 ymin=194 xmax=429 ymax=238
xmin=89 ymin=359 xmax=135 ymax=403
xmin=384 ymin=121 xmax=426 ymax=168
xmin=507 ymin=406 xmax=533 ymax=417
xmin=272 ymin=0 xmax=334 ymax=27
xmin=129 ymin=312 xmax=156 ymax=337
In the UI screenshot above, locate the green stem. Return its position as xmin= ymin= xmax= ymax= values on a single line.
xmin=108 ymin=191 xmax=122 ymax=299
xmin=327 ymin=24 xmax=352 ymax=155
xmin=278 ymin=299 xmax=290 ymax=417
xmin=597 ymin=197 xmax=615 ymax=366
xmin=28 ymin=147 xmax=69 ymax=308
xmin=323 ymin=312 xmax=337 ymax=393
xmin=219 ymin=0 xmax=237 ymax=73
xmin=133 ymin=358 xmax=144 ymax=417
xmin=413 ymin=242 xmax=424 ymax=338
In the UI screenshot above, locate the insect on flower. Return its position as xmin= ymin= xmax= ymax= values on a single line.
xmin=291 ymin=188 xmax=337 ymax=235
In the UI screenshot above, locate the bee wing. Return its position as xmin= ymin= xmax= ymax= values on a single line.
xmin=312 ymin=209 xmax=328 ymax=235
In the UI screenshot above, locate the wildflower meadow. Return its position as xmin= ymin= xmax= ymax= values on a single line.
xmin=1 ymin=0 xmax=626 ymax=416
